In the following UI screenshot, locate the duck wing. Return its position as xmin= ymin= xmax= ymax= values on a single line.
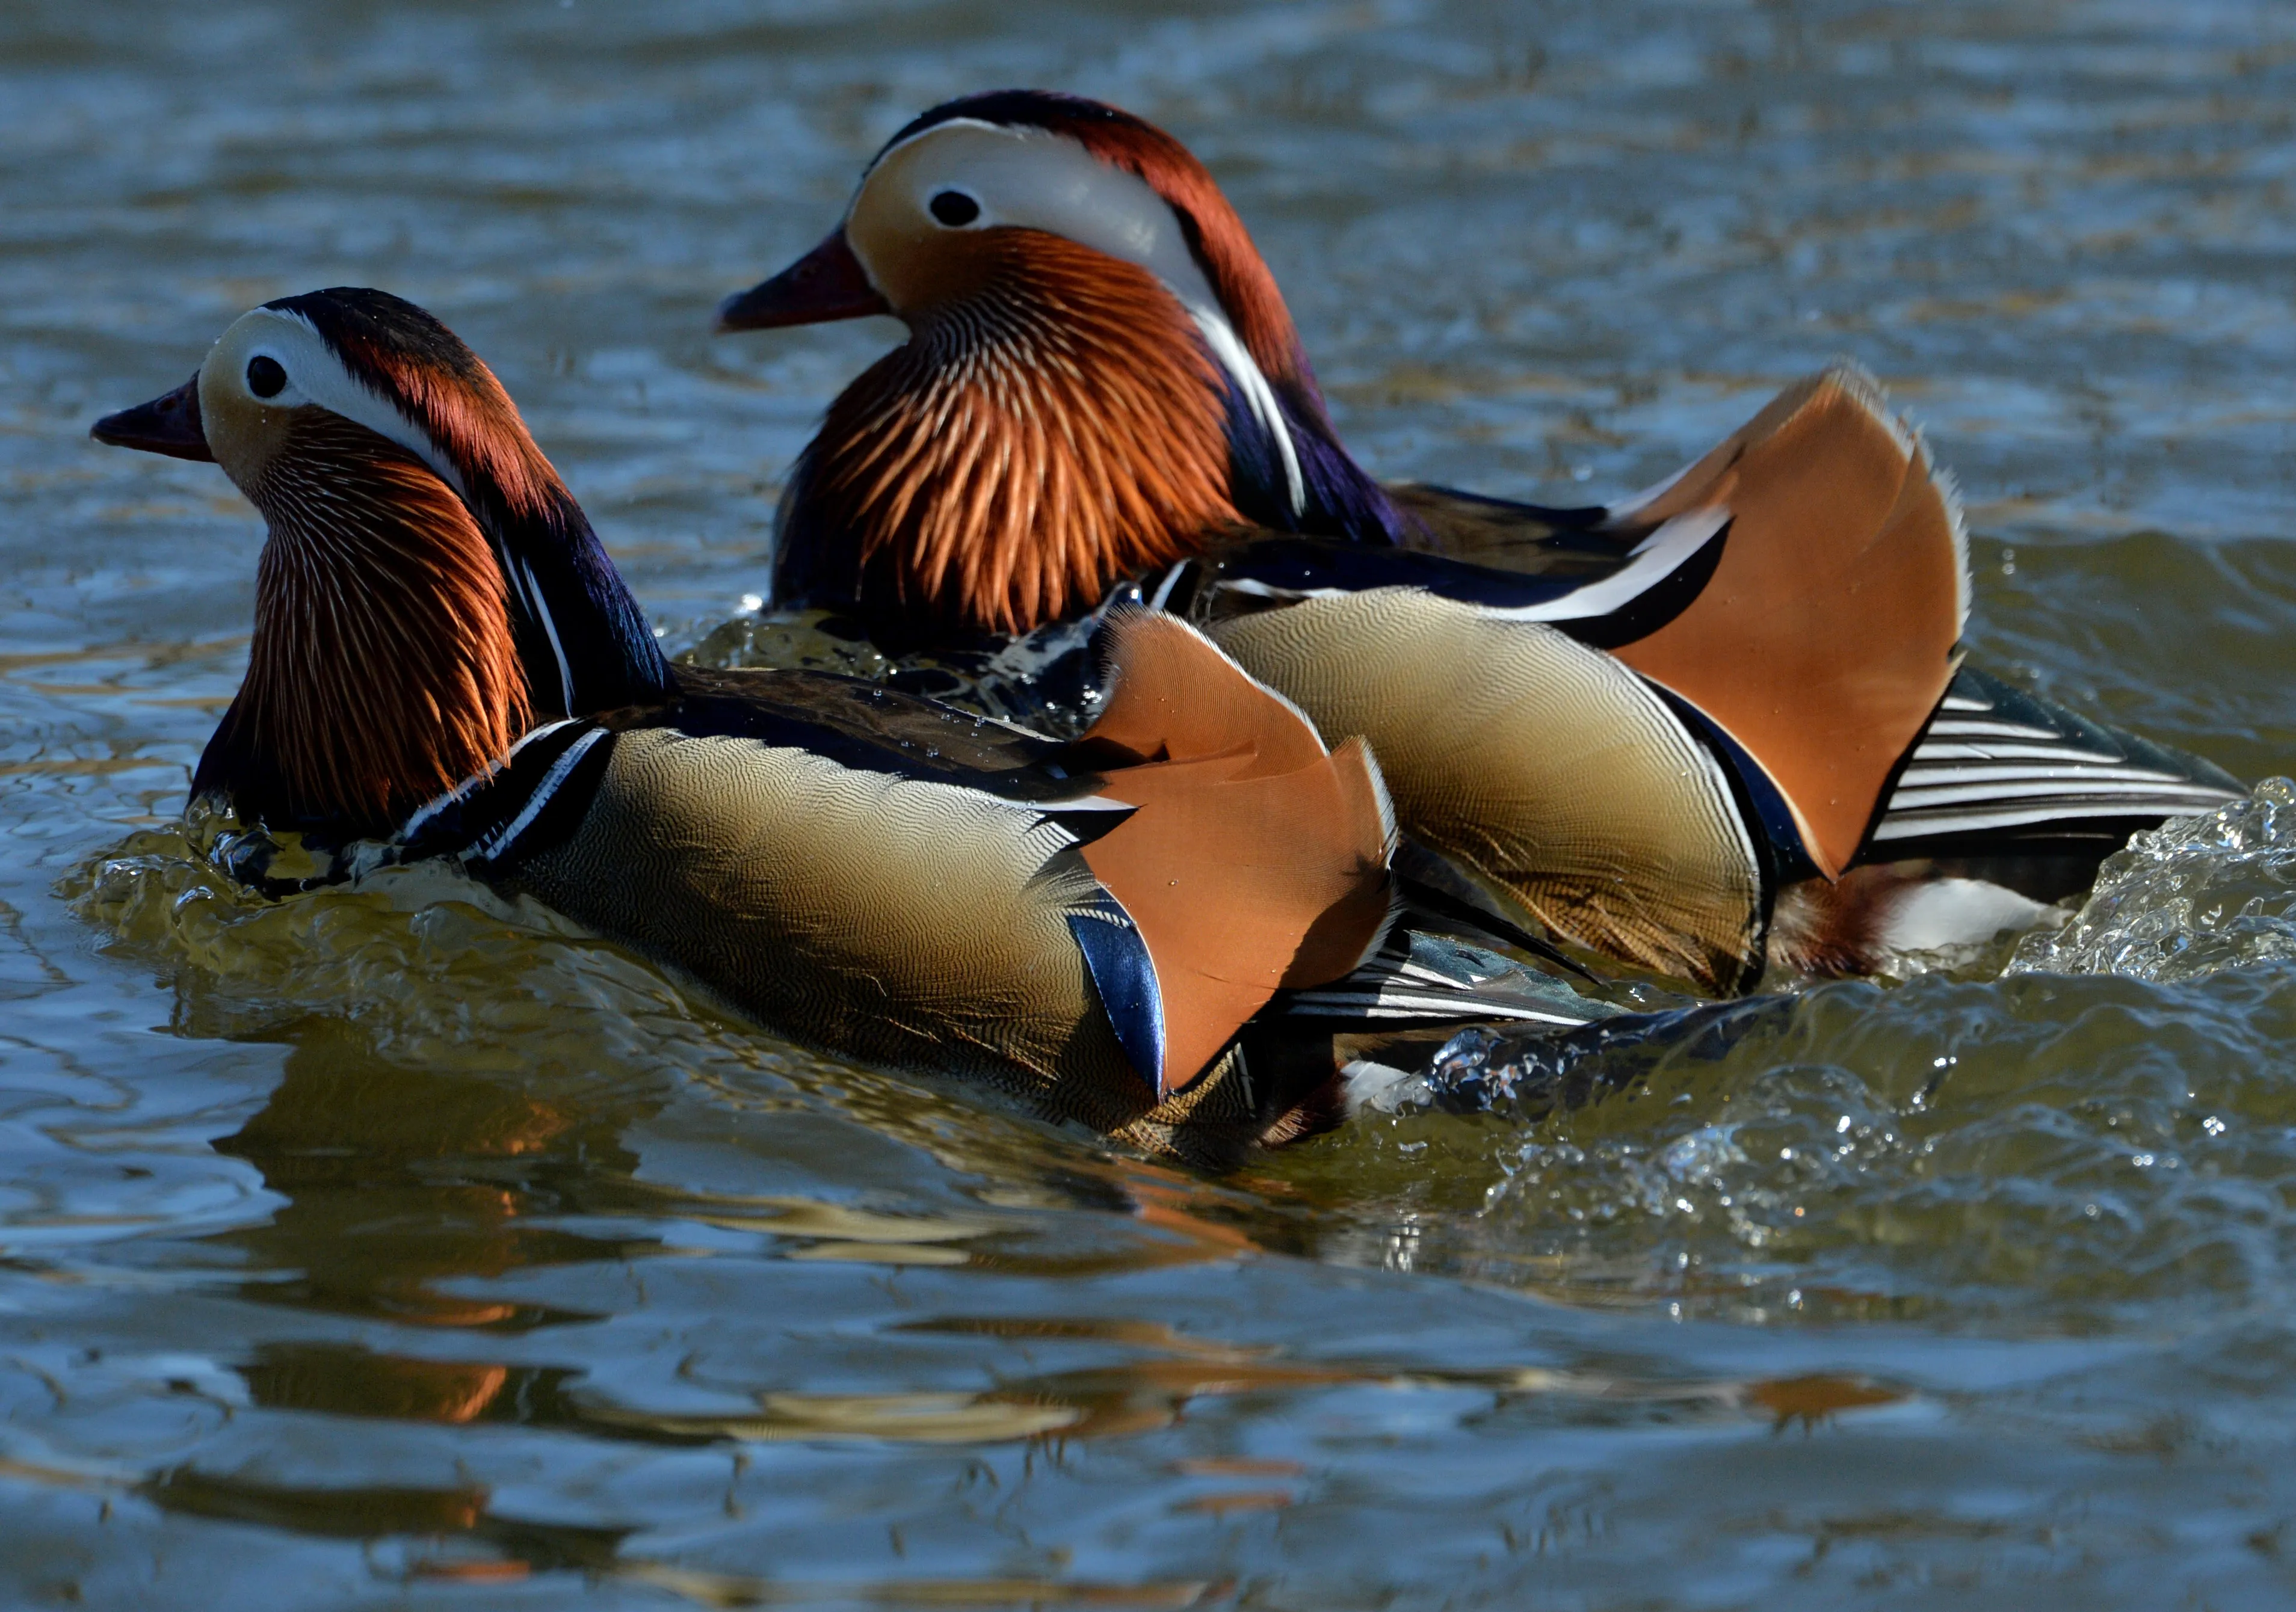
xmin=1192 ymin=366 xmax=1964 ymax=887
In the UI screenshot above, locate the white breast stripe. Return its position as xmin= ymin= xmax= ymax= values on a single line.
xmin=466 ymin=727 xmax=606 ymax=865
xmin=400 ymin=768 xmax=494 ymax=842
xmin=399 ymin=718 xmax=587 ymax=841
xmin=517 ymin=556 xmax=575 ymax=710
xmin=1146 ymin=561 xmax=1191 ymax=613
xmin=508 ymin=718 xmax=584 ymax=757
xmin=1190 ymin=308 xmax=1304 ymax=516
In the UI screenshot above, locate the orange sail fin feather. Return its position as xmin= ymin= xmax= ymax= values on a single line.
xmin=1606 ymin=368 xmax=1966 ymax=878
xmin=1078 ymin=604 xmax=1327 ymax=778
xmin=1074 ymin=614 xmax=1396 ymax=1093
xmin=785 ymin=234 xmax=1242 ymax=637
xmin=226 ymin=411 xmax=529 ymax=831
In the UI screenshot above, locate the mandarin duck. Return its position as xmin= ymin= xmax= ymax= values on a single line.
xmin=91 ymin=287 xmax=1618 ymax=1164
xmin=717 ymin=90 xmax=2244 ymax=994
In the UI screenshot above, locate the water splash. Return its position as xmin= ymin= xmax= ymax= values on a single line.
xmin=2008 ymin=780 xmax=2296 ymax=982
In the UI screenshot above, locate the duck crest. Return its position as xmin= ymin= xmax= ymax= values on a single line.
xmin=776 ymin=234 xmax=1244 ymax=638
xmin=202 ymin=410 xmax=530 ymax=835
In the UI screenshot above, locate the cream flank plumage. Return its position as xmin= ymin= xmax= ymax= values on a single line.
xmin=93 ymin=287 xmax=1612 ymax=1164
xmin=719 ymin=90 xmax=2244 ymax=992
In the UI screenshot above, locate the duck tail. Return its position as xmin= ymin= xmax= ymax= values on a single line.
xmin=1066 ymin=609 xmax=1398 ymax=1096
xmin=1604 ymin=362 xmax=1967 ymax=879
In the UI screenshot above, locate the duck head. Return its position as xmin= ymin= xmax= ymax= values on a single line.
xmin=720 ymin=90 xmax=1413 ymax=639
xmin=93 ymin=288 xmax=672 ymax=836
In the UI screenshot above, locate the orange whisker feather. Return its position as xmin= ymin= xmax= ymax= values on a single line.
xmin=234 ymin=411 xmax=529 ymax=829
xmin=797 ymin=233 xmax=1238 ymax=637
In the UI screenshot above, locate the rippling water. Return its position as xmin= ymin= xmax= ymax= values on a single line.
xmin=7 ymin=2 xmax=2296 ymax=1605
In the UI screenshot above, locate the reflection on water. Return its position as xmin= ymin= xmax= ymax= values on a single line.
xmin=214 ymin=1033 xmax=644 ymax=1331
xmin=8 ymin=0 xmax=2296 ymax=1604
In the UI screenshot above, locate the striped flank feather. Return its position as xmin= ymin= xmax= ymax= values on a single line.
xmin=1272 ymin=930 xmax=1610 ymax=1029
xmin=1871 ymin=667 xmax=2241 ymax=846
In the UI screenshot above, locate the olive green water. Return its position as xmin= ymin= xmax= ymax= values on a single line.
xmin=7 ymin=2 xmax=2296 ymax=1605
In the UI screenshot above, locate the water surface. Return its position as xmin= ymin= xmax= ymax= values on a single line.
xmin=6 ymin=1 xmax=2296 ymax=1605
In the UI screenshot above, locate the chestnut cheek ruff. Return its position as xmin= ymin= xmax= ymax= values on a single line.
xmin=225 ymin=412 xmax=529 ymax=831
xmin=795 ymin=236 xmax=1241 ymax=637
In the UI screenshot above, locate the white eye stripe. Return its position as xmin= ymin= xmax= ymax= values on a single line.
xmin=202 ymin=307 xmax=468 ymax=501
xmin=866 ymin=122 xmax=1215 ymax=307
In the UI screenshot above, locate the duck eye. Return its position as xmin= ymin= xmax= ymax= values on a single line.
xmin=246 ymin=355 xmax=286 ymax=399
xmin=928 ymin=189 xmax=981 ymax=227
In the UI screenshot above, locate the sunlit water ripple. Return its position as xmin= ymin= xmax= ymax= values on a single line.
xmin=5 ymin=1 xmax=2296 ymax=1606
